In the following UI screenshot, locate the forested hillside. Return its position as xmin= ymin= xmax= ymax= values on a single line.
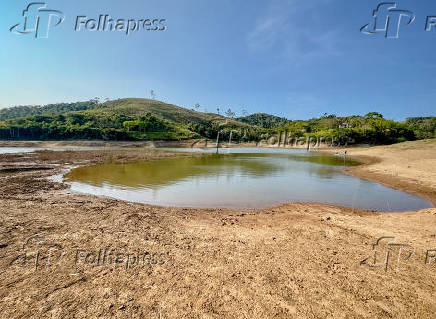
xmin=0 ymin=98 xmax=259 ymax=141
xmin=0 ymin=99 xmax=434 ymax=143
xmin=0 ymin=100 xmax=101 ymax=121
xmin=237 ymin=113 xmax=289 ymax=129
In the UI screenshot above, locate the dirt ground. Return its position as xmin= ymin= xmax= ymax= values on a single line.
xmin=0 ymin=141 xmax=435 ymax=318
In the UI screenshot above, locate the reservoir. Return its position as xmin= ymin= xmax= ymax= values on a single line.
xmin=64 ymin=148 xmax=433 ymax=212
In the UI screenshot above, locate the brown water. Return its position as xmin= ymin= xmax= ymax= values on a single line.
xmin=64 ymin=148 xmax=433 ymax=211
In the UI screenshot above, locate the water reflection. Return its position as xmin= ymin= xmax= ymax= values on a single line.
xmin=64 ymin=149 xmax=433 ymax=211
xmin=67 ymin=155 xmax=283 ymax=189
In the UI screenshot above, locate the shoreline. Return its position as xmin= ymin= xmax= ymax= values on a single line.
xmin=1 ymin=140 xmax=436 ymax=318
xmin=346 ymin=157 xmax=436 ymax=207
xmin=0 ymin=139 xmax=353 ymax=149
xmin=0 ymin=139 xmax=435 ymax=209
xmin=319 ymin=141 xmax=436 ymax=207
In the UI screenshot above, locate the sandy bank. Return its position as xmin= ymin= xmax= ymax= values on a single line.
xmin=324 ymin=139 xmax=436 ymax=205
xmin=0 ymin=141 xmax=435 ymax=318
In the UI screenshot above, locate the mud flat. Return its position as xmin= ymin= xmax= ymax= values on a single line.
xmin=0 ymin=141 xmax=435 ymax=318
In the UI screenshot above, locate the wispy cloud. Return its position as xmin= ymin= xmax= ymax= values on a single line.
xmin=247 ymin=2 xmax=295 ymax=51
xmin=247 ymin=0 xmax=341 ymax=65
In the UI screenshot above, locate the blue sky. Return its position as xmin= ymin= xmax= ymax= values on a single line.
xmin=1 ymin=0 xmax=435 ymax=120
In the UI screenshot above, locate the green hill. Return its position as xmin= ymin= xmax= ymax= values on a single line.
xmin=0 ymin=100 xmax=100 ymax=121
xmin=97 ymin=98 xmax=235 ymax=125
xmin=237 ymin=113 xmax=289 ymax=129
xmin=0 ymin=98 xmax=259 ymax=141
xmin=0 ymin=98 xmax=434 ymax=144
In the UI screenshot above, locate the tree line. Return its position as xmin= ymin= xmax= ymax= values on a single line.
xmin=0 ymin=99 xmax=434 ymax=144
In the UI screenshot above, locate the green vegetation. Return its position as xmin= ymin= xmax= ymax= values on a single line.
xmin=0 ymin=100 xmax=101 ymax=121
xmin=238 ymin=113 xmax=289 ymax=129
xmin=237 ymin=112 xmax=434 ymax=145
xmin=0 ymin=98 xmax=258 ymax=141
xmin=267 ymin=113 xmax=421 ymax=145
xmin=404 ymin=117 xmax=436 ymax=140
xmin=0 ymin=98 xmax=434 ymax=144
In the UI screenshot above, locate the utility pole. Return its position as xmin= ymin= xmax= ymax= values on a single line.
xmin=216 ymin=131 xmax=220 ymax=154
xmin=229 ymin=130 xmax=238 ymax=146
